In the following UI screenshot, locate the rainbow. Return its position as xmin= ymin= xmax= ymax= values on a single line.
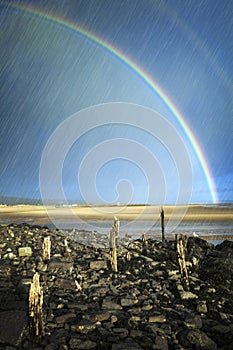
xmin=0 ymin=1 xmax=218 ymax=203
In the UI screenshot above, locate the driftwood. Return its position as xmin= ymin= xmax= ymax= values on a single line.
xmin=109 ymin=216 xmax=119 ymax=272
xmin=42 ymin=236 xmax=51 ymax=261
xmin=29 ymin=272 xmax=44 ymax=336
xmin=176 ymin=234 xmax=190 ymax=291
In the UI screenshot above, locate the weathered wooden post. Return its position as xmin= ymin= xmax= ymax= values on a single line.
xmin=29 ymin=272 xmax=44 ymax=336
xmin=42 ymin=236 xmax=51 ymax=261
xmin=142 ymin=232 xmax=147 ymax=244
xmin=109 ymin=216 xmax=119 ymax=272
xmin=176 ymin=234 xmax=190 ymax=291
xmin=142 ymin=232 xmax=148 ymax=252
xmin=160 ymin=207 xmax=165 ymax=242
xmin=114 ymin=216 xmax=119 ymax=236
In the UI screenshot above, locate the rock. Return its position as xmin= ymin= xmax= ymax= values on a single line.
xmin=102 ymin=298 xmax=122 ymax=310
xmin=18 ymin=247 xmax=32 ymax=257
xmin=19 ymin=278 xmax=32 ymax=286
xmin=69 ymin=338 xmax=96 ymax=349
xmin=197 ymin=300 xmax=208 ymax=313
xmin=120 ymin=298 xmax=137 ymax=307
xmin=91 ymin=312 xmax=110 ymax=322
xmin=111 ymin=315 xmax=118 ymax=323
xmin=178 ymin=329 xmax=217 ymax=349
xmin=113 ymin=327 xmax=129 ymax=338
xmin=154 ymin=335 xmax=169 ymax=350
xmin=216 ymin=240 xmax=233 ymax=254
xmin=146 ymin=324 xmax=161 ymax=335
xmin=44 ymin=344 xmax=59 ymax=350
xmin=54 ymin=278 xmax=76 ymax=290
xmin=70 ymin=322 xmax=96 ymax=334
xmin=67 ymin=303 xmax=88 ymax=311
xmin=111 ymin=341 xmax=143 ymax=350
xmin=59 ymin=346 xmax=68 ymax=350
xmin=148 ymin=315 xmax=166 ymax=323
xmin=17 ymin=278 xmax=32 ymax=293
xmin=142 ymin=304 xmax=153 ymax=311
xmin=0 ymin=311 xmax=27 ymax=346
xmin=187 ymin=239 xmax=213 ymax=268
xmin=210 ymin=324 xmax=231 ymax=335
xmin=97 ymin=327 xmax=112 ymax=338
xmin=209 ymin=324 xmax=233 ymax=348
xmin=48 ymin=260 xmax=73 ymax=273
xmin=0 ymin=263 xmax=11 ymax=276
xmin=90 ymin=260 xmax=107 ymax=270
xmin=219 ymin=312 xmax=228 ymax=320
xmin=184 ymin=314 xmax=202 ymax=329
xmin=75 ymin=340 xmax=96 ymax=350
xmin=3 ymin=252 xmax=16 ymax=260
xmin=180 ymin=291 xmax=198 ymax=300
xmin=130 ymin=330 xmax=143 ymax=338
xmin=55 ymin=312 xmax=76 ymax=323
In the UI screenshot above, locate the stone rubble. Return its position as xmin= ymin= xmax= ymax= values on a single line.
xmin=0 ymin=223 xmax=232 ymax=349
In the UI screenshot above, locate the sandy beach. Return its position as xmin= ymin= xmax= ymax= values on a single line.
xmin=0 ymin=204 xmax=232 ymax=224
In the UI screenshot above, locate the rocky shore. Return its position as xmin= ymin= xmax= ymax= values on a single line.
xmin=0 ymin=223 xmax=232 ymax=349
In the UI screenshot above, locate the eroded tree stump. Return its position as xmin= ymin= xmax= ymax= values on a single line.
xmin=160 ymin=207 xmax=165 ymax=242
xmin=176 ymin=234 xmax=190 ymax=291
xmin=42 ymin=236 xmax=51 ymax=261
xmin=109 ymin=216 xmax=119 ymax=272
xmin=29 ymin=272 xmax=44 ymax=336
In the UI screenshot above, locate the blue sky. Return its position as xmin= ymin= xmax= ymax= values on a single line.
xmin=0 ymin=0 xmax=232 ymax=204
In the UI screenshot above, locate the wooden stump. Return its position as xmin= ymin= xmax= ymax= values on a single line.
xmin=142 ymin=232 xmax=147 ymax=244
xmin=160 ymin=207 xmax=165 ymax=242
xmin=29 ymin=272 xmax=44 ymax=336
xmin=42 ymin=236 xmax=51 ymax=261
xmin=109 ymin=217 xmax=119 ymax=272
xmin=176 ymin=234 xmax=190 ymax=291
